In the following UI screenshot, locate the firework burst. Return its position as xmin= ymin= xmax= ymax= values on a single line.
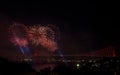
xmin=8 ymin=23 xmax=31 ymax=58
xmin=9 ymin=23 xmax=28 ymax=47
xmin=26 ymin=25 xmax=59 ymax=51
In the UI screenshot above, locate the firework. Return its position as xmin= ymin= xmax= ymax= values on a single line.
xmin=9 ymin=23 xmax=31 ymax=57
xmin=26 ymin=25 xmax=59 ymax=51
xmin=9 ymin=23 xmax=60 ymax=52
xmin=9 ymin=23 xmax=28 ymax=46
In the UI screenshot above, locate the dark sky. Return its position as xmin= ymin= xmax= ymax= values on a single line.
xmin=0 ymin=1 xmax=116 ymax=60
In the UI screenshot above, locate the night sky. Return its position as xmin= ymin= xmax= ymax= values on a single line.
xmin=0 ymin=1 xmax=116 ymax=60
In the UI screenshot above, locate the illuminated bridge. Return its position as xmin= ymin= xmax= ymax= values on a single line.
xmin=20 ymin=46 xmax=117 ymax=62
xmin=60 ymin=46 xmax=116 ymax=57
